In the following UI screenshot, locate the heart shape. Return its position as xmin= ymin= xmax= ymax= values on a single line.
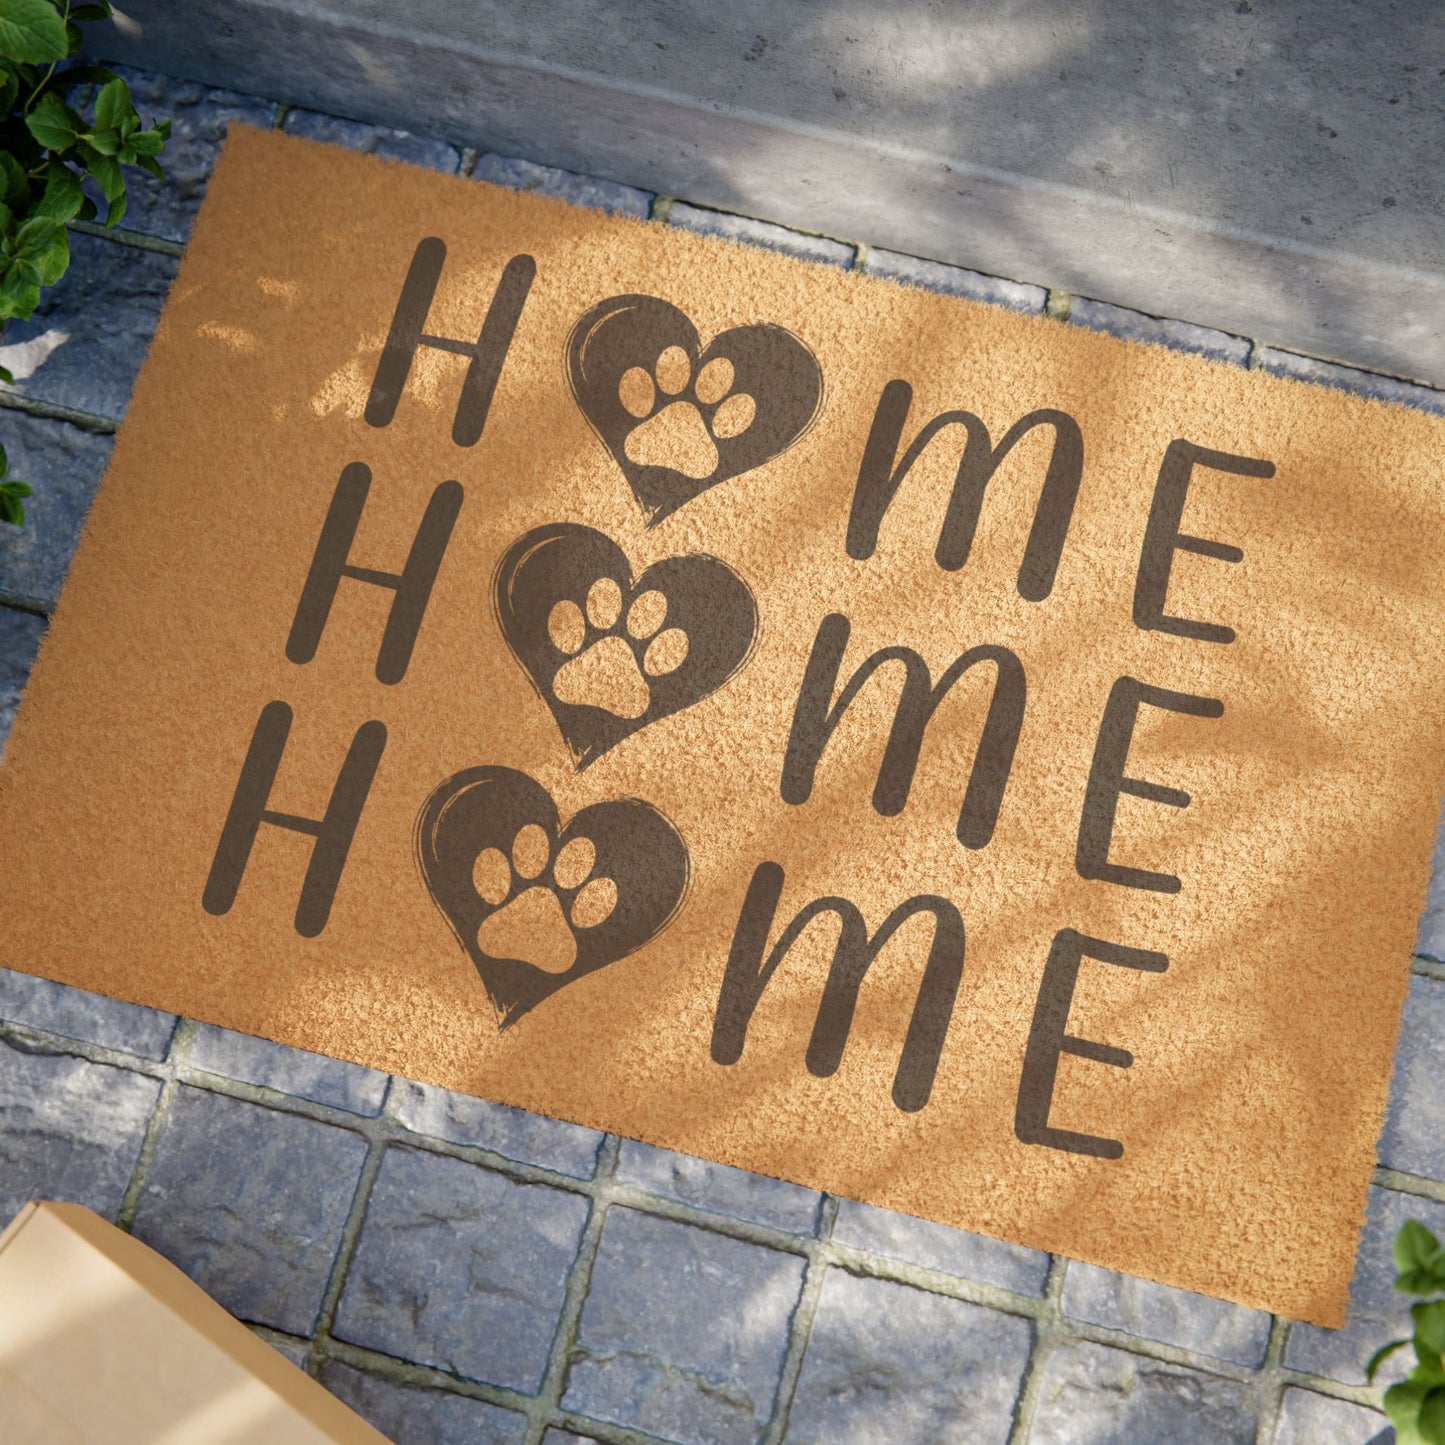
xmin=415 ymin=766 xmax=689 ymax=1027
xmin=494 ymin=522 xmax=758 ymax=769
xmin=566 ymin=293 xmax=824 ymax=525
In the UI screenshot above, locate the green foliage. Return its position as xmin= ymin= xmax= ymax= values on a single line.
xmin=1368 ymin=1220 xmax=1445 ymax=1444
xmin=0 ymin=0 xmax=171 ymax=523
xmin=0 ymin=440 xmax=30 ymax=524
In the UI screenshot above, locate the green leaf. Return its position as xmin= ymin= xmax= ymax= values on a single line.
xmin=51 ymin=63 xmax=117 ymax=87
xmin=1418 ymin=1303 xmax=1445 ymax=1359
xmin=0 ymin=150 xmax=28 ymax=209
xmin=0 ymin=255 xmax=41 ymax=317
xmin=1421 ymin=1387 xmax=1445 ymax=1445
xmin=87 ymin=125 xmax=120 ymax=155
xmin=1369 ymin=1337 xmax=1414 ymax=1383
xmin=71 ymin=3 xmax=113 ymax=20
xmin=75 ymin=191 xmax=95 ymax=221
xmin=93 ymin=76 xmax=130 ymax=131
xmin=14 ymin=213 xmax=59 ymax=261
xmin=135 ymin=153 xmax=161 ymax=181
xmin=25 ymin=91 xmax=80 ymax=151
xmin=0 ymin=479 xmax=32 ymax=499
xmin=0 ymin=365 xmax=10 ymax=386
xmin=0 ymin=63 xmax=19 ymax=112
xmin=64 ymin=19 xmax=81 ymax=56
xmin=0 ymin=490 xmax=25 ymax=526
xmin=128 ymin=126 xmax=165 ymax=156
xmin=1387 ymin=1379 xmax=1432 ymax=1435
xmin=0 ymin=0 xmax=69 ymax=65
xmin=0 ymin=441 xmax=9 ymax=474
xmin=33 ymin=162 xmax=80 ymax=221
xmin=81 ymin=145 xmax=122 ymax=200
xmin=103 ymin=187 xmax=124 ymax=227
xmin=0 ymin=200 xmax=15 ymax=238
xmin=34 ymin=221 xmax=65 ymax=284
xmin=1397 ymin=1222 xmax=1443 ymax=1274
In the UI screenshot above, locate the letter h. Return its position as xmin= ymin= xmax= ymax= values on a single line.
xmin=286 ymin=462 xmax=461 ymax=686
xmin=365 ymin=237 xmax=535 ymax=446
xmin=203 ymin=702 xmax=386 ymax=938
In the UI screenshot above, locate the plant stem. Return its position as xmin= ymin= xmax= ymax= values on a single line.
xmin=23 ymin=0 xmax=74 ymax=113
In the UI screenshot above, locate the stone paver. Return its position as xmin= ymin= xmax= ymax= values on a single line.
xmin=1379 ymin=975 xmax=1445 ymax=1181
xmin=831 ymin=1197 xmax=1050 ymax=1297
xmin=0 ymin=1036 xmax=160 ymax=1224
xmin=188 ymin=1023 xmax=388 ymax=1115
xmin=129 ymin=1085 xmax=367 ymax=1334
xmin=1419 ymin=813 xmax=1445 ymax=960
xmin=564 ymin=1207 xmax=805 ymax=1445
xmin=473 ymin=153 xmax=652 ymax=217
xmin=0 ymin=968 xmax=176 ymax=1059
xmin=862 ymin=247 xmax=1046 ymax=312
xmin=668 ymin=202 xmax=854 ymax=267
xmin=1272 ymin=1387 xmax=1391 ymax=1445
xmin=0 ymin=232 xmax=177 ymax=422
xmin=786 ymin=1270 xmax=1031 ymax=1445
xmin=1061 ymin=1260 xmax=1272 ymax=1367
xmin=319 ymin=1361 xmax=527 ymax=1444
xmin=1028 ymin=1340 xmax=1258 ymax=1444
xmin=283 ymin=108 xmax=462 ymax=172
xmin=1068 ymin=296 xmax=1252 ymax=366
xmin=390 ymin=1078 xmax=601 ymax=1176
xmin=335 ymin=1144 xmax=588 ymax=1392
xmin=83 ymin=66 xmax=277 ymax=242
xmin=615 ymin=1140 xmax=819 ymax=1233
xmin=1256 ymin=347 xmax=1445 ymax=416
xmin=1285 ymin=1184 xmax=1445 ymax=1387
xmin=0 ymin=605 xmax=44 ymax=751
xmin=0 ymin=413 xmax=112 ymax=612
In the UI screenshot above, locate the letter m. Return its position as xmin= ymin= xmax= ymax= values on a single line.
xmin=781 ymin=613 xmax=1025 ymax=850
xmin=846 ymin=379 xmax=1083 ymax=601
xmin=710 ymin=862 xmax=966 ymax=1112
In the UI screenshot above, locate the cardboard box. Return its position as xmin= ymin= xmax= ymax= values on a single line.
xmin=0 ymin=1200 xmax=389 ymax=1444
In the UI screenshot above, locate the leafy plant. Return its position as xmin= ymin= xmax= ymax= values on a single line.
xmin=1367 ymin=1220 xmax=1445 ymax=1444
xmin=0 ymin=440 xmax=29 ymax=523
xmin=0 ymin=0 xmax=170 ymax=524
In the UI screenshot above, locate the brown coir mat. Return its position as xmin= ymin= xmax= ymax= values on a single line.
xmin=3 ymin=126 xmax=1442 ymax=1327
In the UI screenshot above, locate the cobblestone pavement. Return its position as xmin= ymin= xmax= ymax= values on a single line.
xmin=1 ymin=65 xmax=1439 ymax=1445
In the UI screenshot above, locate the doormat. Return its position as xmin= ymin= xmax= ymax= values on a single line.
xmin=3 ymin=127 xmax=1442 ymax=1327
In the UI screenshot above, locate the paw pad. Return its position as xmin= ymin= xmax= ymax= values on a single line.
xmin=473 ymin=822 xmax=617 ymax=974
xmin=547 ymin=576 xmax=689 ymax=720
xmin=619 ymin=347 xmax=758 ymax=480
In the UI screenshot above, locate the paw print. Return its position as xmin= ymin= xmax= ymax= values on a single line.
xmin=618 ymin=346 xmax=757 ymax=480
xmin=473 ymin=823 xmax=618 ymax=974
xmin=547 ymin=576 xmax=689 ymax=719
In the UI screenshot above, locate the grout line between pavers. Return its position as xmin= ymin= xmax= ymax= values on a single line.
xmin=0 ymin=386 xmax=118 ymax=434
xmin=114 ymin=1018 xmax=197 ymax=1229
xmin=0 ymin=592 xmax=51 ymax=619
xmin=648 ymin=194 xmax=674 ymax=224
xmin=1252 ymin=1313 xmax=1293 ymax=1444
xmin=66 ymin=217 xmax=185 ymax=257
xmin=1043 ymin=289 xmax=1072 ymax=323
xmin=1007 ymin=1253 xmax=1067 ymax=1443
xmin=519 ymin=1134 xmax=622 ymax=1445
xmin=305 ymin=1130 xmax=388 ymax=1360
xmin=458 ymin=147 xmax=482 ymax=179
xmin=1412 ymin=955 xmax=1445 ymax=982
xmin=1374 ymin=1165 xmax=1445 ymax=1204
xmin=758 ymin=1193 xmax=838 ymax=1445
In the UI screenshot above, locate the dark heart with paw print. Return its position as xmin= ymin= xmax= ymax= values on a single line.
xmin=494 ymin=522 xmax=758 ymax=769
xmin=566 ymin=293 xmax=824 ymax=525
xmin=416 ymin=766 xmax=689 ymax=1027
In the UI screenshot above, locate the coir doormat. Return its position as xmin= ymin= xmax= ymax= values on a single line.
xmin=3 ymin=127 xmax=1443 ymax=1326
